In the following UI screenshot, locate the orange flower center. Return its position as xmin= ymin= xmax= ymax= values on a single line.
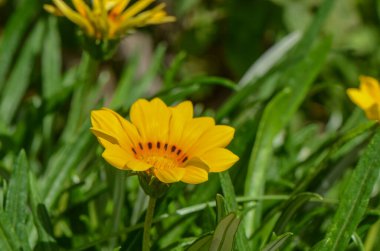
xmin=132 ymin=141 xmax=188 ymax=169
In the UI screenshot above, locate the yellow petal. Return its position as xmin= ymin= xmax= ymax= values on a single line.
xmin=43 ymin=4 xmax=63 ymax=16
xmin=120 ymin=0 xmax=154 ymax=21
xmin=153 ymin=167 xmax=185 ymax=183
xmin=72 ymin=0 xmax=88 ymax=16
xmin=347 ymin=88 xmax=375 ymax=110
xmin=178 ymin=117 xmax=215 ymax=154
xmin=147 ymin=12 xmax=176 ymax=24
xmin=102 ymin=144 xmax=133 ymax=170
xmin=110 ymin=0 xmax=130 ymax=15
xmin=189 ymin=125 xmax=235 ymax=156
xmin=181 ymin=166 xmax=208 ymax=184
xmin=102 ymin=108 xmax=141 ymax=146
xmin=200 ymin=148 xmax=239 ymax=172
xmin=360 ymin=76 xmax=380 ymax=101
xmin=130 ymin=98 xmax=171 ymax=143
xmin=364 ymin=103 xmax=380 ymax=121
xmin=90 ymin=127 xmax=119 ymax=146
xmin=168 ymin=101 xmax=193 ymax=145
xmin=126 ymin=159 xmax=152 ymax=171
xmin=52 ymin=0 xmax=94 ymax=35
xmin=91 ymin=108 xmax=140 ymax=151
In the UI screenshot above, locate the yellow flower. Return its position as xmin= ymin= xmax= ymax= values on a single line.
xmin=347 ymin=76 xmax=380 ymax=121
xmin=44 ymin=0 xmax=175 ymax=39
xmin=90 ymin=98 xmax=239 ymax=184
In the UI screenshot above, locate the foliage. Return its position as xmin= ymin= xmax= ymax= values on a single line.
xmin=0 ymin=0 xmax=380 ymax=250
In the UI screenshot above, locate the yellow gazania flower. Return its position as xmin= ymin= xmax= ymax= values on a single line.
xmin=347 ymin=76 xmax=380 ymax=121
xmin=44 ymin=0 xmax=175 ymax=39
xmin=90 ymin=98 xmax=239 ymax=184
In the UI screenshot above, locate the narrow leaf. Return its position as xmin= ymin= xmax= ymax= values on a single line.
xmin=209 ymin=213 xmax=241 ymax=251
xmin=0 ymin=0 xmax=38 ymax=90
xmin=262 ymin=232 xmax=293 ymax=251
xmin=186 ymin=234 xmax=213 ymax=251
xmin=244 ymin=38 xmax=331 ymax=236
xmin=5 ymin=150 xmax=31 ymax=251
xmin=314 ymin=129 xmax=380 ymax=251
xmin=0 ymin=20 xmax=44 ymax=124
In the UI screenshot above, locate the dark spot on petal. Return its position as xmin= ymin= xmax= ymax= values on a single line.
xmin=182 ymin=156 xmax=188 ymax=163
xmin=157 ymin=142 xmax=161 ymax=149
xmin=132 ymin=148 xmax=137 ymax=154
xmin=171 ymin=145 xmax=176 ymax=152
xmin=176 ymin=149 xmax=182 ymax=155
xmin=148 ymin=142 xmax=152 ymax=149
xmin=139 ymin=143 xmax=143 ymax=150
xmin=164 ymin=143 xmax=168 ymax=150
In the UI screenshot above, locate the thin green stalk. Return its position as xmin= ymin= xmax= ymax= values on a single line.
xmin=143 ymin=196 xmax=156 ymax=251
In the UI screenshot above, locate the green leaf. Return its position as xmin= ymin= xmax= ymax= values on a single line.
xmin=28 ymin=171 xmax=56 ymax=249
xmin=244 ymin=37 xmax=331 ymax=237
xmin=216 ymin=194 xmax=226 ymax=224
xmin=164 ymin=51 xmax=187 ymax=88
xmin=42 ymin=16 xmax=62 ymax=99
xmin=238 ymin=31 xmax=301 ymax=87
xmin=0 ymin=214 xmax=22 ymax=251
xmin=186 ymin=234 xmax=213 ymax=251
xmin=125 ymin=43 xmax=166 ymax=106
xmin=5 ymin=150 xmax=31 ymax=251
xmin=262 ymin=232 xmax=293 ymax=251
xmin=42 ymin=122 xmax=94 ymax=209
xmin=0 ymin=0 xmax=38 ymax=90
xmin=209 ymin=213 xmax=241 ymax=251
xmin=0 ymin=19 xmax=44 ymax=124
xmin=218 ymin=172 xmax=250 ymax=251
xmin=110 ymin=54 xmax=139 ymax=109
xmin=273 ymin=192 xmax=323 ymax=234
xmin=313 ymin=129 xmax=380 ymax=251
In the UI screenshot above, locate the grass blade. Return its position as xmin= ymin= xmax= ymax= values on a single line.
xmin=0 ymin=20 xmax=44 ymax=124
xmin=313 ymin=129 xmax=380 ymax=251
xmin=262 ymin=232 xmax=293 ymax=251
xmin=5 ymin=150 xmax=31 ymax=251
xmin=0 ymin=0 xmax=38 ymax=90
xmin=244 ymin=38 xmax=331 ymax=237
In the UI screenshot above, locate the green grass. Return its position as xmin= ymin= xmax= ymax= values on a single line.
xmin=0 ymin=0 xmax=380 ymax=250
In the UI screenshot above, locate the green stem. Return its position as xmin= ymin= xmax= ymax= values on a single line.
xmin=142 ymin=196 xmax=156 ymax=251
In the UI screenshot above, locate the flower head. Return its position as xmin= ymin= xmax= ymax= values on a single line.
xmin=90 ymin=98 xmax=239 ymax=185
xmin=44 ymin=0 xmax=175 ymax=40
xmin=347 ymin=76 xmax=380 ymax=121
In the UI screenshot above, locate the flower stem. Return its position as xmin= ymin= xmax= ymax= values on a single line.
xmin=142 ymin=196 xmax=156 ymax=251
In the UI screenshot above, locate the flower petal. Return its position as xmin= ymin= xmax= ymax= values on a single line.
xmin=72 ymin=0 xmax=88 ymax=17
xmin=153 ymin=167 xmax=185 ymax=183
xmin=127 ymin=159 xmax=152 ymax=171
xmin=110 ymin=0 xmax=131 ymax=15
xmin=120 ymin=0 xmax=154 ymax=21
xmin=189 ymin=125 xmax=235 ymax=156
xmin=200 ymin=148 xmax=239 ymax=172
xmin=91 ymin=108 xmax=140 ymax=151
xmin=365 ymin=103 xmax=380 ymax=121
xmin=168 ymin=101 xmax=193 ymax=145
xmin=90 ymin=127 xmax=119 ymax=147
xmin=360 ymin=75 xmax=380 ymax=101
xmin=52 ymin=0 xmax=94 ymax=35
xmin=178 ymin=117 xmax=215 ymax=154
xmin=102 ymin=144 xmax=133 ymax=170
xmin=347 ymin=88 xmax=375 ymax=110
xmin=181 ymin=166 xmax=208 ymax=184
xmin=130 ymin=98 xmax=171 ymax=143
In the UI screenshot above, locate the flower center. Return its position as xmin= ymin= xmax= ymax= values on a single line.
xmin=132 ymin=141 xmax=188 ymax=169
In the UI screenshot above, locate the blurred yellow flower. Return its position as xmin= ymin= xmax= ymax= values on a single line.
xmin=44 ymin=0 xmax=175 ymax=39
xmin=91 ymin=98 xmax=239 ymax=184
xmin=347 ymin=76 xmax=380 ymax=121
